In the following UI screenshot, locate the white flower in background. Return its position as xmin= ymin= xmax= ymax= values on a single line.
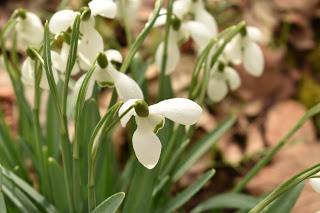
xmin=73 ymin=49 xmax=143 ymax=101
xmin=224 ymin=26 xmax=264 ymax=77
xmin=154 ymin=0 xmax=217 ymax=74
xmin=88 ymin=0 xmax=117 ymax=19
xmin=117 ymin=0 xmax=141 ymax=27
xmin=51 ymin=42 xmax=80 ymax=75
xmin=207 ymin=58 xmax=241 ymax=102
xmin=310 ymin=173 xmax=320 ymax=193
xmin=15 ymin=11 xmax=44 ymax=49
xmin=119 ymin=98 xmax=202 ymax=169
xmin=21 ymin=57 xmax=57 ymax=90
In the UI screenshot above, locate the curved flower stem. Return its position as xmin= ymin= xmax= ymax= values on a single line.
xmin=249 ymin=162 xmax=320 ymax=213
xmin=87 ymin=103 xmax=134 ymax=210
xmin=233 ymin=103 xmax=320 ymax=193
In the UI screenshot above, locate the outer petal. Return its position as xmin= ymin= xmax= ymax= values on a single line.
xmin=108 ymin=68 xmax=144 ymax=101
xmin=49 ymin=10 xmax=77 ymax=34
xmin=243 ymin=40 xmax=264 ymax=77
xmin=181 ymin=21 xmax=212 ymax=50
xmin=105 ymin=49 xmax=123 ymax=63
xmin=173 ymin=0 xmax=190 ymax=18
xmin=247 ymin=26 xmax=262 ymax=42
xmin=16 ymin=12 xmax=44 ymax=48
xmin=21 ymin=58 xmax=34 ymax=86
xmin=94 ymin=67 xmax=114 ymax=86
xmin=155 ymin=32 xmax=180 ymax=75
xmin=73 ymin=74 xmax=95 ymax=101
xmin=51 ymin=51 xmax=65 ymax=72
xmin=78 ymin=25 xmax=104 ymax=70
xmin=88 ymin=0 xmax=117 ymax=19
xmin=224 ymin=35 xmax=242 ymax=65
xmin=194 ymin=6 xmax=218 ymax=36
xmin=224 ymin=67 xmax=241 ymax=91
xmin=207 ymin=77 xmax=228 ymax=102
xmin=148 ymin=98 xmax=202 ymax=125
xmin=310 ymin=176 xmax=320 ymax=193
xmin=133 ymin=117 xmax=162 ymax=169
xmin=118 ymin=99 xmax=139 ymax=127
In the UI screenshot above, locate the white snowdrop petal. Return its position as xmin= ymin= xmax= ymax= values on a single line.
xmin=173 ymin=0 xmax=190 ymax=18
xmin=310 ymin=176 xmax=320 ymax=193
xmin=73 ymin=74 xmax=95 ymax=101
xmin=133 ymin=118 xmax=162 ymax=169
xmin=155 ymin=33 xmax=180 ymax=75
xmin=78 ymin=26 xmax=104 ymax=70
xmin=194 ymin=8 xmax=218 ymax=36
xmin=224 ymin=67 xmax=241 ymax=91
xmin=247 ymin=26 xmax=262 ymax=42
xmin=51 ymin=51 xmax=65 ymax=72
xmin=181 ymin=21 xmax=212 ymax=50
xmin=224 ymin=35 xmax=242 ymax=65
xmin=94 ymin=67 xmax=114 ymax=85
xmin=49 ymin=10 xmax=77 ymax=34
xmin=207 ymin=77 xmax=228 ymax=102
xmin=243 ymin=41 xmax=264 ymax=77
xmin=118 ymin=99 xmax=139 ymax=127
xmin=21 ymin=58 xmax=34 ymax=86
xmin=108 ymin=68 xmax=144 ymax=101
xmin=148 ymin=98 xmax=202 ymax=125
xmin=88 ymin=0 xmax=117 ymax=19
xmin=105 ymin=49 xmax=123 ymax=63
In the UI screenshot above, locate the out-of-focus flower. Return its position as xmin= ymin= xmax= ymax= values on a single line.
xmin=88 ymin=0 xmax=117 ymax=19
xmin=119 ymin=98 xmax=202 ymax=169
xmin=21 ymin=57 xmax=57 ymax=90
xmin=225 ymin=26 xmax=264 ymax=77
xmin=153 ymin=0 xmax=217 ymax=74
xmin=117 ymin=0 xmax=141 ymax=27
xmin=15 ymin=11 xmax=44 ymax=49
xmin=207 ymin=58 xmax=241 ymax=102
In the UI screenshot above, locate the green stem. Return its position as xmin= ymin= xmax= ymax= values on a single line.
xmin=249 ymin=163 xmax=320 ymax=212
xmin=233 ymin=103 xmax=320 ymax=192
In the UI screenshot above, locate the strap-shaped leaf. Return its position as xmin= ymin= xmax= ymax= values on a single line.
xmin=0 ymin=167 xmax=6 ymax=213
xmin=190 ymin=193 xmax=259 ymax=213
xmin=173 ymin=116 xmax=236 ymax=181
xmin=0 ymin=166 xmax=57 ymax=213
xmin=264 ymin=183 xmax=304 ymax=213
xmin=162 ymin=169 xmax=215 ymax=213
xmin=91 ymin=192 xmax=125 ymax=213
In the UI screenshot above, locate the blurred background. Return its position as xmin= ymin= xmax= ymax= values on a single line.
xmin=1 ymin=0 xmax=320 ymax=212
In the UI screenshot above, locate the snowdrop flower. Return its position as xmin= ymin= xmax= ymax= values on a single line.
xmin=207 ymin=58 xmax=241 ymax=102
xmin=88 ymin=0 xmax=117 ymax=19
xmin=224 ymin=26 xmax=264 ymax=77
xmin=310 ymin=173 xmax=320 ymax=193
xmin=73 ymin=49 xmax=143 ymax=101
xmin=15 ymin=11 xmax=44 ymax=49
xmin=119 ymin=98 xmax=202 ymax=169
xmin=117 ymin=0 xmax=141 ymax=27
xmin=154 ymin=0 xmax=217 ymax=74
xmin=21 ymin=57 xmax=57 ymax=90
xmin=51 ymin=42 xmax=80 ymax=75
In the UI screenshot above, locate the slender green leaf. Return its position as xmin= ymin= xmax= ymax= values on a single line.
xmin=161 ymin=169 xmax=215 ymax=213
xmin=173 ymin=116 xmax=236 ymax=181
xmin=265 ymin=183 xmax=304 ymax=213
xmin=0 ymin=166 xmax=57 ymax=213
xmin=0 ymin=167 xmax=6 ymax=213
xmin=191 ymin=193 xmax=259 ymax=213
xmin=91 ymin=192 xmax=125 ymax=213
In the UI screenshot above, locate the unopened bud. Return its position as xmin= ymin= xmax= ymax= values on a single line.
xmin=97 ymin=53 xmax=109 ymax=68
xmin=134 ymin=100 xmax=149 ymax=117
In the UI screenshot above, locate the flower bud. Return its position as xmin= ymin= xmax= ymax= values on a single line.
xmin=80 ymin=7 xmax=91 ymax=21
xmin=26 ymin=47 xmax=38 ymax=60
xmin=14 ymin=8 xmax=26 ymax=19
xmin=134 ymin=100 xmax=149 ymax=117
xmin=97 ymin=53 xmax=109 ymax=68
xmin=171 ymin=16 xmax=181 ymax=31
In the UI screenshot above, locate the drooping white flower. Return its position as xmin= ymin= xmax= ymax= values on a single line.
xmin=206 ymin=59 xmax=241 ymax=102
xmin=73 ymin=49 xmax=143 ymax=101
xmin=153 ymin=0 xmax=217 ymax=74
xmin=116 ymin=0 xmax=141 ymax=27
xmin=21 ymin=57 xmax=57 ymax=90
xmin=88 ymin=0 xmax=117 ymax=19
xmin=51 ymin=42 xmax=80 ymax=75
xmin=224 ymin=26 xmax=264 ymax=77
xmin=49 ymin=10 xmax=78 ymax=35
xmin=310 ymin=173 xmax=320 ymax=193
xmin=119 ymin=98 xmax=202 ymax=169
xmin=15 ymin=12 xmax=44 ymax=49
